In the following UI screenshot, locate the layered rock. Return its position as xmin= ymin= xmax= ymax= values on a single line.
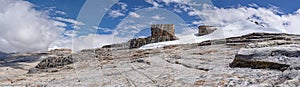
xmin=129 ymin=24 xmax=178 ymax=48
xmin=197 ymin=26 xmax=217 ymax=36
xmin=101 ymin=43 xmax=130 ymax=50
xmin=151 ymin=24 xmax=175 ymax=37
xmin=230 ymin=44 xmax=300 ymax=71
xmin=102 ymin=24 xmax=178 ymax=49
xmin=3 ymin=32 xmax=300 ymax=86
xmin=28 ymin=54 xmax=74 ymax=74
xmin=196 ymin=32 xmax=300 ymax=46
xmin=48 ymin=48 xmax=72 ymax=55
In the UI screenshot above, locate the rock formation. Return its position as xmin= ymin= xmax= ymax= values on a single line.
xmin=103 ymin=24 xmax=178 ymax=49
xmin=2 ymin=32 xmax=300 ymax=86
xmin=27 ymin=54 xmax=74 ymax=74
xmin=197 ymin=26 xmax=217 ymax=36
xmin=49 ymin=48 xmax=72 ymax=55
xmin=129 ymin=24 xmax=177 ymax=48
xmin=229 ymin=45 xmax=300 ymax=71
xmin=150 ymin=24 xmax=175 ymax=38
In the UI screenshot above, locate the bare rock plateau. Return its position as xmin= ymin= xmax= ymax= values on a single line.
xmin=1 ymin=32 xmax=300 ymax=86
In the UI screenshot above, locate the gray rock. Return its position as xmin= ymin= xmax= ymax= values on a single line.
xmin=197 ymin=26 xmax=217 ymax=36
xmin=3 ymin=32 xmax=300 ymax=86
xmin=102 ymin=24 xmax=178 ymax=49
xmin=27 ymin=55 xmax=74 ymax=74
xmin=230 ymin=44 xmax=300 ymax=71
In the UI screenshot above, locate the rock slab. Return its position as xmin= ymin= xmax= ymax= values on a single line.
xmin=230 ymin=44 xmax=300 ymax=71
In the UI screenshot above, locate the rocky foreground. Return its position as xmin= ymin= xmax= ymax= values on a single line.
xmin=1 ymin=33 xmax=300 ymax=86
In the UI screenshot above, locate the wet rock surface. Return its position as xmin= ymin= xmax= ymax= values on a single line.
xmin=1 ymin=33 xmax=300 ymax=86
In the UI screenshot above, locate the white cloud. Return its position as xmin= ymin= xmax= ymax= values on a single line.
xmin=145 ymin=0 xmax=161 ymax=8
xmin=108 ymin=10 xmax=125 ymax=18
xmin=158 ymin=0 xmax=191 ymax=5
xmin=44 ymin=6 xmax=67 ymax=16
xmin=248 ymin=3 xmax=259 ymax=8
xmin=158 ymin=0 xmax=205 ymax=12
xmin=117 ymin=2 xmax=128 ymax=11
xmin=54 ymin=17 xmax=84 ymax=29
xmin=54 ymin=17 xmax=84 ymax=25
xmin=172 ymin=8 xmax=182 ymax=13
xmin=0 ymin=0 xmax=65 ymax=52
xmin=49 ymin=34 xmax=128 ymax=51
xmin=282 ymin=10 xmax=300 ymax=34
xmin=188 ymin=5 xmax=300 ymax=36
xmin=152 ymin=15 xmax=165 ymax=20
xmin=129 ymin=12 xmax=142 ymax=18
xmin=53 ymin=21 xmax=67 ymax=27
xmin=133 ymin=6 xmax=143 ymax=11
xmin=55 ymin=10 xmax=67 ymax=15
xmin=63 ymin=30 xmax=77 ymax=37
xmin=191 ymin=21 xmax=203 ymax=25
xmin=92 ymin=26 xmax=113 ymax=33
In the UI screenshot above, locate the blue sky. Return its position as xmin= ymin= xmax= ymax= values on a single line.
xmin=1 ymin=0 xmax=300 ymax=52
xmin=25 ymin=0 xmax=300 ymax=36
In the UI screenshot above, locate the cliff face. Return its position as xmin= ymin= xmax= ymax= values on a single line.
xmin=129 ymin=24 xmax=177 ymax=49
xmin=2 ymin=33 xmax=300 ymax=86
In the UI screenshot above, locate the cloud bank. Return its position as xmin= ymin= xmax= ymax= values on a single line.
xmin=189 ymin=4 xmax=300 ymax=35
xmin=0 ymin=0 xmax=64 ymax=52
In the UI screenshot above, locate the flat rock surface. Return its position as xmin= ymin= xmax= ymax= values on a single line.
xmin=0 ymin=33 xmax=300 ymax=86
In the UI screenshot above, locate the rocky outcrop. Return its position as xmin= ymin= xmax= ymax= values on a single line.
xmin=129 ymin=24 xmax=178 ymax=48
xmin=101 ymin=24 xmax=178 ymax=49
xmin=196 ymin=32 xmax=300 ymax=47
xmin=197 ymin=26 xmax=217 ymax=36
xmin=230 ymin=44 xmax=300 ymax=71
xmin=129 ymin=36 xmax=177 ymax=49
xmin=48 ymin=49 xmax=72 ymax=55
xmin=101 ymin=43 xmax=130 ymax=50
xmin=151 ymin=24 xmax=175 ymax=38
xmin=4 ymin=32 xmax=300 ymax=86
xmin=27 ymin=54 xmax=74 ymax=74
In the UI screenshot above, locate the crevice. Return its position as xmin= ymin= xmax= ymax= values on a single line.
xmin=166 ymin=60 xmax=209 ymax=71
xmin=130 ymin=66 xmax=158 ymax=86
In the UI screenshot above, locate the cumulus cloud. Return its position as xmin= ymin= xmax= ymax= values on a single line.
xmin=49 ymin=34 xmax=128 ymax=51
xmin=145 ymin=0 xmax=161 ymax=8
xmin=92 ymin=26 xmax=114 ymax=33
xmin=188 ymin=4 xmax=300 ymax=36
xmin=108 ymin=10 xmax=125 ymax=18
xmin=129 ymin=12 xmax=142 ymax=18
xmin=158 ymin=0 xmax=191 ymax=5
xmin=0 ymin=0 xmax=64 ymax=52
xmin=152 ymin=15 xmax=165 ymax=20
xmin=55 ymin=10 xmax=67 ymax=15
xmin=63 ymin=30 xmax=77 ymax=37
xmin=117 ymin=2 xmax=128 ymax=11
xmin=172 ymin=8 xmax=182 ymax=13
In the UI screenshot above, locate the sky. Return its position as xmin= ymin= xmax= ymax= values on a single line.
xmin=0 ymin=0 xmax=300 ymax=52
